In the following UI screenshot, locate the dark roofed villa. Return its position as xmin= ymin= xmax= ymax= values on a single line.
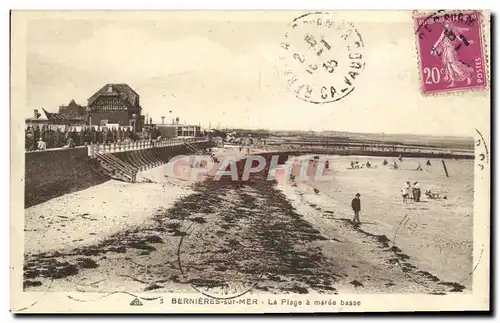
xmin=87 ymin=84 xmax=144 ymax=132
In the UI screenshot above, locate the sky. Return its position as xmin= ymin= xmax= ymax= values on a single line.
xmin=20 ymin=11 xmax=490 ymax=137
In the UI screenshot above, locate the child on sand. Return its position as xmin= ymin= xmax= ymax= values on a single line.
xmin=402 ymin=181 xmax=411 ymax=203
xmin=351 ymin=193 xmax=361 ymax=224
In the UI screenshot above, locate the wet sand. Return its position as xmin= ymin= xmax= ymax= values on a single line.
xmin=23 ymin=149 xmax=472 ymax=295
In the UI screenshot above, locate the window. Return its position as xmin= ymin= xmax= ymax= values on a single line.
xmin=100 ymin=120 xmax=108 ymax=126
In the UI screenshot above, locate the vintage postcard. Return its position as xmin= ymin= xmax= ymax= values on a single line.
xmin=11 ymin=10 xmax=490 ymax=313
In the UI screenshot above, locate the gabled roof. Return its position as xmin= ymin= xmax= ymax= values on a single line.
xmin=59 ymin=100 xmax=87 ymax=119
xmin=87 ymin=83 xmax=140 ymax=108
xmin=42 ymin=108 xmax=87 ymax=122
xmin=42 ymin=108 xmax=65 ymax=122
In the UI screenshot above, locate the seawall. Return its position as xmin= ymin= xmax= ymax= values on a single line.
xmin=24 ymin=141 xmax=214 ymax=208
xmin=25 ymin=147 xmax=109 ymax=208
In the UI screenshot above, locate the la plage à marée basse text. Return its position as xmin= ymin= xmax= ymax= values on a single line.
xmin=268 ymin=299 xmax=362 ymax=307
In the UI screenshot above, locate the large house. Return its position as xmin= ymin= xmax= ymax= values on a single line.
xmin=87 ymin=84 xmax=145 ymax=132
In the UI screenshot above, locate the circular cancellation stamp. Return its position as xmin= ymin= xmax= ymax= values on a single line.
xmin=279 ymin=12 xmax=366 ymax=104
xmin=177 ymin=222 xmax=265 ymax=299
xmin=392 ymin=212 xmax=480 ymax=290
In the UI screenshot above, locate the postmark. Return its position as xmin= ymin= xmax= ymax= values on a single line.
xmin=475 ymin=128 xmax=489 ymax=171
xmin=177 ymin=221 xmax=266 ymax=299
xmin=279 ymin=12 xmax=365 ymax=104
xmin=393 ymin=212 xmax=481 ymax=290
xmin=414 ymin=10 xmax=487 ymax=94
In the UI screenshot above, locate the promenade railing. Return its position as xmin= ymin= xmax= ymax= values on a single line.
xmin=87 ymin=137 xmax=209 ymax=158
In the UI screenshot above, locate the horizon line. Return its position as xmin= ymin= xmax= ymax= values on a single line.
xmin=201 ymin=127 xmax=475 ymax=139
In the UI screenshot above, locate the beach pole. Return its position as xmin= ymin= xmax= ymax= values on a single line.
xmin=441 ymin=159 xmax=449 ymax=177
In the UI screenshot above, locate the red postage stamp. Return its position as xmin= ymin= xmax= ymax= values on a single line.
xmin=414 ymin=10 xmax=487 ymax=94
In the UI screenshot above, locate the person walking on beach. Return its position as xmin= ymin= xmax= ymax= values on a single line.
xmin=413 ymin=181 xmax=421 ymax=202
xmin=351 ymin=193 xmax=361 ymax=225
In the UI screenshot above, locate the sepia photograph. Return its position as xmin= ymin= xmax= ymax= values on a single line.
xmin=10 ymin=10 xmax=490 ymax=313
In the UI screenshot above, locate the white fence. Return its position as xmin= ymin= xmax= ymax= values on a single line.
xmin=87 ymin=137 xmax=209 ymax=157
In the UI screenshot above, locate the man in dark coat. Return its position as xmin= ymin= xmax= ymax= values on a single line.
xmin=351 ymin=193 xmax=361 ymax=224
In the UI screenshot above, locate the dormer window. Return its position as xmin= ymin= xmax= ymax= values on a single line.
xmin=107 ymin=85 xmax=113 ymax=93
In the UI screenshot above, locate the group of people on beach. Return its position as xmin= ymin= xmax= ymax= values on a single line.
xmin=401 ymin=180 xmax=446 ymax=203
xmin=351 ymin=180 xmax=445 ymax=225
xmin=350 ymin=158 xmax=432 ymax=171
xmin=349 ymin=158 xmax=437 ymax=225
xmin=401 ymin=181 xmax=421 ymax=203
xmin=348 ymin=160 xmax=374 ymax=169
xmin=384 ymin=159 xmax=432 ymax=171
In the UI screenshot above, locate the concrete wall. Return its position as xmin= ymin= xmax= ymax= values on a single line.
xmin=25 ymin=147 xmax=109 ymax=208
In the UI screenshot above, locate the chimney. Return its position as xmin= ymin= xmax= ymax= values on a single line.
xmin=33 ymin=109 xmax=39 ymax=119
xmin=161 ymin=116 xmax=165 ymax=125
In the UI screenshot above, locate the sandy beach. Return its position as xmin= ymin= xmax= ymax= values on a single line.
xmin=23 ymin=148 xmax=473 ymax=295
xmin=276 ymin=155 xmax=473 ymax=292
